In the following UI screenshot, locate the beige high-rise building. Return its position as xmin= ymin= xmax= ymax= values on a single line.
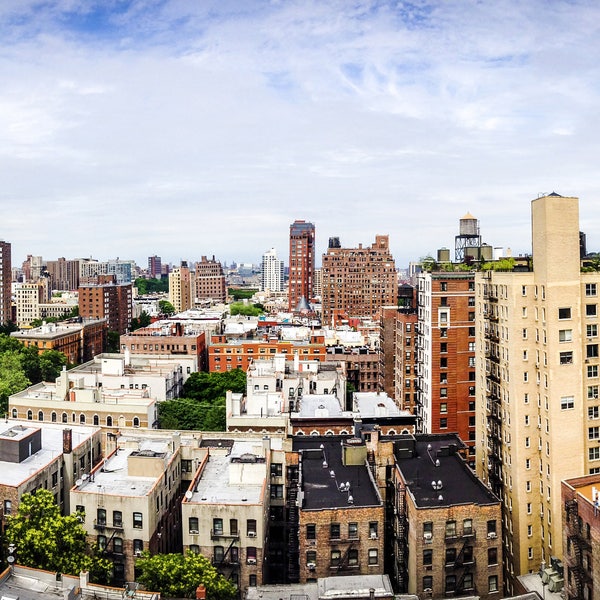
xmin=168 ymin=262 xmax=194 ymax=313
xmin=476 ymin=193 xmax=599 ymax=593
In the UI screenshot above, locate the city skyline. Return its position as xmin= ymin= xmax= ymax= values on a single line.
xmin=2 ymin=1 xmax=600 ymax=266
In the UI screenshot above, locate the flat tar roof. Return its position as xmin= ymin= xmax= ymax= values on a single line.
xmin=293 ymin=437 xmax=381 ymax=510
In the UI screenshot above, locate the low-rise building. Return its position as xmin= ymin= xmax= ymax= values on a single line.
xmin=71 ymin=433 xmax=182 ymax=585
xmin=0 ymin=421 xmax=102 ymax=529
xmin=391 ymin=434 xmax=503 ymax=599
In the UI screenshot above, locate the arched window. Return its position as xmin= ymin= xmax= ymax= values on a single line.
xmin=38 ymin=411 xmax=44 ymax=421
xmin=80 ymin=414 xmax=86 ymax=424
xmin=133 ymin=417 xmax=140 ymax=428
xmin=11 ymin=408 xmax=17 ymax=419
xmin=51 ymin=412 xmax=57 ymax=422
xmin=388 ymin=429 xmax=397 ymax=435
xmin=325 ymin=430 xmax=334 ymax=436
xmin=296 ymin=430 xmax=305 ymax=436
xmin=401 ymin=429 xmax=410 ymax=435
xmin=62 ymin=412 xmax=68 ymax=423
xmin=106 ymin=416 xmax=113 ymax=427
xmin=339 ymin=429 xmax=349 ymax=435
xmin=93 ymin=415 xmax=99 ymax=426
xmin=310 ymin=430 xmax=319 ymax=436
xmin=72 ymin=413 xmax=76 ymax=423
xmin=27 ymin=410 xmax=32 ymax=420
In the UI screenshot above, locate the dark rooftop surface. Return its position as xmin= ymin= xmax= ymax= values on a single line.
xmin=293 ymin=436 xmax=381 ymax=510
xmin=395 ymin=434 xmax=499 ymax=508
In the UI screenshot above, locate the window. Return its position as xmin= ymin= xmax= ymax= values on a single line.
xmin=27 ymin=410 xmax=32 ymax=420
xmin=189 ymin=517 xmax=199 ymax=533
xmin=588 ymin=324 xmax=598 ymax=338
xmin=590 ymin=447 xmax=600 ymax=461
xmin=587 ymin=283 xmax=597 ymax=297
xmin=368 ymin=549 xmax=378 ymax=565
xmin=213 ymin=518 xmax=223 ymax=535
xmin=487 ymin=520 xmax=497 ymax=535
xmin=560 ymin=351 xmax=573 ymax=364
xmin=424 ymin=522 xmax=433 ymax=536
xmin=469 ymin=326 xmax=475 ymax=336
xmin=589 ymin=386 xmax=599 ymax=399
xmin=249 ymin=575 xmax=257 ymax=587
xmin=559 ymin=307 xmax=572 ymax=320
xmin=561 ymin=396 xmax=575 ymax=410
xmin=445 ymin=547 xmax=457 ymax=565
xmin=330 ymin=523 xmax=340 ymax=539
xmin=214 ymin=546 xmax=224 ymax=563
xmin=445 ymin=575 xmax=456 ymax=593
xmin=440 ymin=343 xmax=447 ymax=353
xmin=348 ymin=522 xmax=358 ymax=539
xmin=369 ymin=522 xmax=378 ymax=538
xmin=247 ymin=547 xmax=257 ymax=563
xmin=270 ymin=463 xmax=283 ymax=477
xmin=463 ymin=519 xmax=473 ymax=536
xmin=133 ymin=539 xmax=143 ymax=554
xmin=113 ymin=510 xmax=122 ymax=527
xmin=588 ymin=304 xmax=598 ymax=317
xmin=489 ymin=576 xmax=498 ymax=593
xmin=3 ymin=500 xmax=11 ymax=515
xmin=133 ymin=512 xmax=143 ymax=529
xmin=247 ymin=519 xmax=257 ymax=536
xmin=445 ymin=520 xmax=456 ymax=538
xmin=523 ymin=372 xmax=529 ymax=382
xmin=440 ymin=418 xmax=448 ymax=429
xmin=590 ymin=407 xmax=599 ymax=419
xmin=230 ymin=519 xmax=238 ymax=536
xmin=423 ymin=549 xmax=433 ymax=565
xmin=440 ymin=387 xmax=447 ymax=397
xmin=589 ymin=344 xmax=600 ymax=358
xmin=306 ymin=524 xmax=316 ymax=539
xmin=98 ymin=535 xmax=107 ymax=551
xmin=440 ymin=403 xmax=448 ymax=413
xmin=559 ymin=329 xmax=572 ymax=342
xmin=589 ymin=365 xmax=599 ymax=378
xmin=97 ymin=508 xmax=106 ymax=526
xmin=348 ymin=549 xmax=359 ymax=566
xmin=331 ymin=550 xmax=341 ymax=566
xmin=423 ymin=576 xmax=433 ymax=591
xmin=113 ymin=537 xmax=123 ymax=554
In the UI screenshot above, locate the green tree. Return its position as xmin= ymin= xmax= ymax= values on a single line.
xmin=136 ymin=551 xmax=237 ymax=600
xmin=228 ymin=288 xmax=257 ymax=301
xmin=39 ymin=349 xmax=68 ymax=382
xmin=158 ymin=398 xmax=211 ymax=430
xmin=158 ymin=300 xmax=175 ymax=316
xmin=229 ymin=302 xmax=263 ymax=317
xmin=0 ymin=351 xmax=31 ymax=414
xmin=183 ymin=370 xmax=246 ymax=403
xmin=107 ymin=330 xmax=120 ymax=353
xmin=130 ymin=311 xmax=152 ymax=331
xmin=135 ymin=277 xmax=169 ymax=295
xmin=0 ymin=321 xmax=18 ymax=335
xmin=5 ymin=489 xmax=112 ymax=582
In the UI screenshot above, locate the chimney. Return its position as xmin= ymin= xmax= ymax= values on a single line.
xmin=80 ymin=571 xmax=89 ymax=588
xmin=63 ymin=428 xmax=73 ymax=454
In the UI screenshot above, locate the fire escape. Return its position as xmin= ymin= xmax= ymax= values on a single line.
xmin=395 ymin=484 xmax=408 ymax=592
xmin=450 ymin=533 xmax=476 ymax=596
xmin=286 ymin=465 xmax=300 ymax=583
xmin=565 ymin=499 xmax=592 ymax=600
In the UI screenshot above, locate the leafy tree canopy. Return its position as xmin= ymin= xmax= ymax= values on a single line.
xmin=107 ymin=330 xmax=120 ymax=353
xmin=183 ymin=370 xmax=246 ymax=403
xmin=228 ymin=288 xmax=257 ymax=301
xmin=0 ymin=351 xmax=31 ymax=415
xmin=5 ymin=489 xmax=112 ymax=583
xmin=135 ymin=277 xmax=169 ymax=295
xmin=39 ymin=349 xmax=68 ymax=382
xmin=229 ymin=302 xmax=263 ymax=317
xmin=158 ymin=300 xmax=176 ymax=316
xmin=130 ymin=311 xmax=152 ymax=331
xmin=136 ymin=551 xmax=237 ymax=600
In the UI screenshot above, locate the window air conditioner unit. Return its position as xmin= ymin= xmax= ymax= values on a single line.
xmin=190 ymin=529 xmax=199 ymax=534
xmin=370 ymin=532 xmax=377 ymax=539
xmin=487 ymin=532 xmax=497 ymax=539
xmin=135 ymin=550 xmax=142 ymax=557
xmin=248 ymin=531 xmax=257 ymax=537
xmin=307 ymin=562 xmax=316 ymax=570
xmin=424 ymin=532 xmax=433 ymax=541
xmin=247 ymin=558 xmax=257 ymax=565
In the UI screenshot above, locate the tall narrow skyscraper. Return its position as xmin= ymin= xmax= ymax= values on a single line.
xmin=0 ymin=241 xmax=11 ymax=326
xmin=261 ymin=248 xmax=284 ymax=292
xmin=288 ymin=220 xmax=315 ymax=311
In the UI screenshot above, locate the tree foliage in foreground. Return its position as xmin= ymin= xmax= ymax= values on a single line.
xmin=5 ymin=489 xmax=112 ymax=583
xmin=136 ymin=552 xmax=237 ymax=600
xmin=183 ymin=370 xmax=246 ymax=402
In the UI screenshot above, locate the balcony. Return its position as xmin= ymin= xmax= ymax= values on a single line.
xmin=211 ymin=529 xmax=240 ymax=540
xmin=94 ymin=520 xmax=124 ymax=531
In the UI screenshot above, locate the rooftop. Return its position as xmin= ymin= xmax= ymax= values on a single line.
xmin=0 ymin=421 xmax=99 ymax=488
xmin=293 ymin=395 xmax=346 ymax=419
xmin=10 ymin=319 xmax=105 ymax=339
xmin=190 ymin=439 xmax=266 ymax=505
xmin=293 ymin=437 xmax=381 ymax=510
xmin=394 ymin=435 xmax=499 ymax=508
xmin=353 ymin=392 xmax=412 ymax=419
xmin=74 ymin=437 xmax=173 ymax=497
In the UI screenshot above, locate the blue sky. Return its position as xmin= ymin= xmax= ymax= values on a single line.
xmin=2 ymin=0 xmax=600 ymax=269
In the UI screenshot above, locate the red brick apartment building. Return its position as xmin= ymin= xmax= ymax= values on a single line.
xmin=416 ymin=272 xmax=477 ymax=466
xmin=79 ymin=275 xmax=132 ymax=334
xmin=288 ymin=220 xmax=316 ymax=312
xmin=194 ymin=256 xmax=226 ymax=303
xmin=321 ymin=235 xmax=397 ymax=324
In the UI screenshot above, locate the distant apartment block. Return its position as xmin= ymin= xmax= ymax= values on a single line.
xmin=14 ymin=280 xmax=50 ymax=327
xmin=321 ymin=235 xmax=397 ymax=323
xmin=169 ymin=262 xmax=194 ymax=313
xmin=147 ymin=255 xmax=162 ymax=279
xmin=0 ymin=241 xmax=11 ymax=325
xmin=45 ymin=257 xmax=81 ymax=291
xmin=79 ymin=258 xmax=135 ymax=285
xmin=289 ymin=220 xmax=316 ymax=311
xmin=194 ymin=256 xmax=227 ymax=304
xmin=11 ymin=319 xmax=107 ymax=365
xmin=79 ymin=275 xmax=132 ymax=334
xmin=261 ymin=248 xmax=284 ymax=293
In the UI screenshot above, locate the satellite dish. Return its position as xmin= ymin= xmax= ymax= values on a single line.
xmin=76 ymin=479 xmax=83 ymax=487
xmin=7 ymin=556 xmax=14 ymax=564
xmin=82 ymin=473 xmax=89 ymax=480
xmin=185 ymin=490 xmax=193 ymax=500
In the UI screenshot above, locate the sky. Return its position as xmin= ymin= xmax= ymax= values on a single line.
xmin=2 ymin=0 xmax=600 ymax=270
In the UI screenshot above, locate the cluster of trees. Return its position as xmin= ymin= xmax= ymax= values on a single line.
xmin=229 ymin=302 xmax=264 ymax=317
xmin=158 ymin=369 xmax=246 ymax=431
xmin=6 ymin=490 xmax=237 ymax=599
xmin=0 ymin=334 xmax=67 ymax=414
xmin=228 ymin=288 xmax=257 ymax=301
xmin=134 ymin=277 xmax=169 ymax=295
xmin=29 ymin=306 xmax=79 ymax=328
